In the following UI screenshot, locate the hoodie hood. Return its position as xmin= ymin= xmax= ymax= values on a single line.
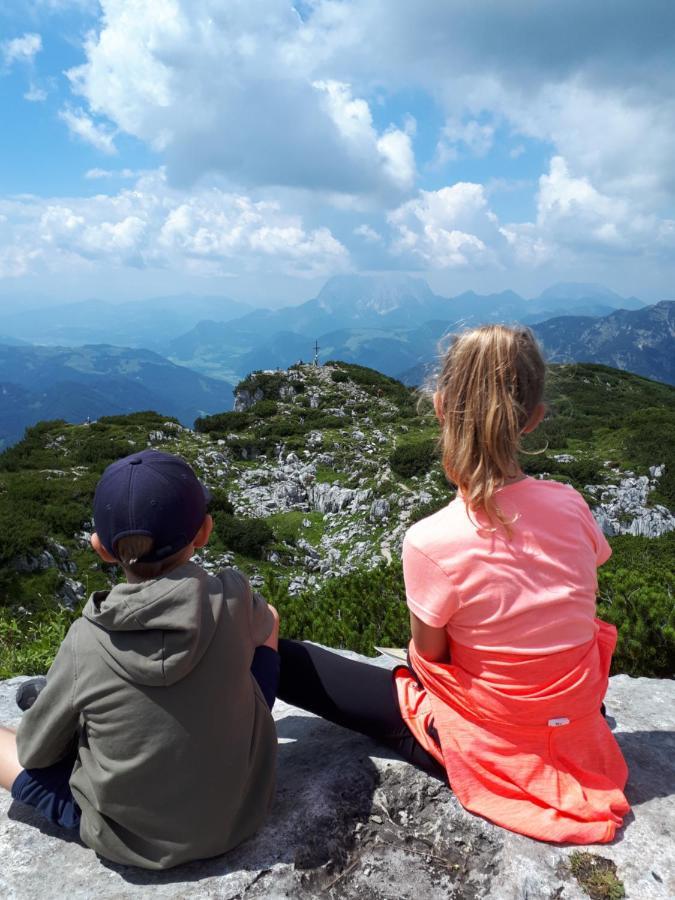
xmin=82 ymin=562 xmax=223 ymax=686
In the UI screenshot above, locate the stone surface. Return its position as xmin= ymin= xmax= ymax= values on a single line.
xmin=586 ymin=469 xmax=675 ymax=538
xmin=1 ymin=665 xmax=673 ymax=900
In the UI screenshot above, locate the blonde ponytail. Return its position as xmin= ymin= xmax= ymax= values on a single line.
xmin=436 ymin=325 xmax=545 ymax=534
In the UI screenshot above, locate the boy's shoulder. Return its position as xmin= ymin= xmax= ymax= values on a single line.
xmin=215 ymin=564 xmax=255 ymax=598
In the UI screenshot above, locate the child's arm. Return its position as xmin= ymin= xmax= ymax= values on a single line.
xmin=16 ymin=626 xmax=80 ymax=770
xmin=410 ymin=612 xmax=450 ymax=662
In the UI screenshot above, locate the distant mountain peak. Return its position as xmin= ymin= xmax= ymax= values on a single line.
xmin=537 ymin=282 xmax=625 ymax=303
xmin=316 ymin=273 xmax=434 ymax=316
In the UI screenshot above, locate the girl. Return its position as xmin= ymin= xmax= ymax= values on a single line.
xmin=278 ymin=324 xmax=630 ymax=843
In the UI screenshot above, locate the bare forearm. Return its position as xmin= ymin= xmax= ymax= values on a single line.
xmin=409 ymin=612 xmax=450 ymax=662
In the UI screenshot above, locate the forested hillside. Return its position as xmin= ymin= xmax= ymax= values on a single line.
xmin=0 ymin=362 xmax=673 ymax=679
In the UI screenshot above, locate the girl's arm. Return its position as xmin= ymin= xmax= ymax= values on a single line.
xmin=410 ymin=611 xmax=450 ymax=662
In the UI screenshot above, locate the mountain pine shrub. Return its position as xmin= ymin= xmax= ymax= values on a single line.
xmin=390 ymin=438 xmax=438 ymax=478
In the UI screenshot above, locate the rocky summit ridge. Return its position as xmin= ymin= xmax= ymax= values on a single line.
xmin=1 ymin=665 xmax=673 ymax=899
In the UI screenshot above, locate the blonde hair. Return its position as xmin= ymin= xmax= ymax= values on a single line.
xmin=115 ymin=534 xmax=184 ymax=579
xmin=435 ymin=324 xmax=545 ymax=534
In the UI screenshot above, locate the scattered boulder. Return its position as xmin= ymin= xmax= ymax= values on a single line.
xmin=587 ymin=471 xmax=675 ymax=538
xmin=12 ymin=551 xmax=55 ymax=574
xmin=369 ymin=498 xmax=390 ymax=521
xmin=57 ymin=578 xmax=86 ymax=609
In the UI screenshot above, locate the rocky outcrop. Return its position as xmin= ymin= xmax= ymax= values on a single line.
xmin=233 ymin=386 xmax=265 ymax=412
xmin=1 ymin=665 xmax=673 ymax=899
xmin=586 ymin=468 xmax=675 ymax=538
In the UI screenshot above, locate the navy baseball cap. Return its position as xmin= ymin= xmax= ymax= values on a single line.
xmin=93 ymin=450 xmax=212 ymax=562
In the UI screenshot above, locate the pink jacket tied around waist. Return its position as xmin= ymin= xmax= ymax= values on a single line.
xmin=395 ymin=619 xmax=630 ymax=843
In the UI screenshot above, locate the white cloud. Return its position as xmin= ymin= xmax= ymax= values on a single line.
xmin=354 ymin=224 xmax=382 ymax=243
xmin=434 ymin=117 xmax=495 ymax=166
xmin=65 ymin=2 xmax=415 ymax=195
xmin=0 ymin=170 xmax=349 ymax=280
xmin=303 ymin=2 xmax=675 ymax=212
xmin=386 ymin=162 xmax=675 ymax=272
xmin=387 ymin=184 xmax=505 ymax=269
xmin=24 ymin=84 xmax=48 ymax=102
xmin=59 ymin=107 xmax=118 ymax=155
xmin=2 ymin=33 xmax=42 ymax=67
xmin=84 ymin=167 xmax=138 ymax=180
xmin=532 ymin=155 xmax=675 ymax=255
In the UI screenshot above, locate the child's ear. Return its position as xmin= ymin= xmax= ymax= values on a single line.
xmin=522 ymin=402 xmax=546 ymax=435
xmin=91 ymin=533 xmax=118 ymax=564
xmin=193 ymin=514 xmax=213 ymax=549
xmin=433 ymin=391 xmax=444 ymax=424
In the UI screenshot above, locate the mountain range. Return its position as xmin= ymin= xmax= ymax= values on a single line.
xmin=0 ymin=294 xmax=252 ymax=351
xmin=0 ymin=344 xmax=234 ymax=449
xmin=165 ymin=276 xmax=649 ymax=378
xmin=1 ymin=275 xmax=672 ymax=448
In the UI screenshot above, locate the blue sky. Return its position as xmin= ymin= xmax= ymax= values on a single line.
xmin=1 ymin=1 xmax=674 ymax=307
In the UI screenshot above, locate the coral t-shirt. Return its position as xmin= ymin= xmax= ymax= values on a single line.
xmin=402 ymin=477 xmax=612 ymax=655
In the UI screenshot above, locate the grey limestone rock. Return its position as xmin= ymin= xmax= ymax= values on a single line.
xmin=233 ymin=387 xmax=265 ymax=412
xmin=0 ymin=666 xmax=673 ymax=899
xmin=587 ymin=470 xmax=675 ymax=538
xmin=369 ymin=498 xmax=390 ymax=521
xmin=57 ymin=578 xmax=86 ymax=609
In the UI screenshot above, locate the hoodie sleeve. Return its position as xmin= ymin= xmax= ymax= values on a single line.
xmin=16 ymin=622 xmax=80 ymax=770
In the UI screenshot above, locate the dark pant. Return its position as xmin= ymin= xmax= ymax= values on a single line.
xmin=277 ymin=639 xmax=445 ymax=778
xmin=11 ymin=646 xmax=281 ymax=831
xmin=251 ymin=645 xmax=281 ymax=710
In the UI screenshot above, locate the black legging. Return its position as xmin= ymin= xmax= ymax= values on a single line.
xmin=277 ymin=639 xmax=445 ymax=778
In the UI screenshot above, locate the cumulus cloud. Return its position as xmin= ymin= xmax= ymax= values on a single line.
xmin=65 ymin=1 xmax=415 ymax=195
xmin=531 ymin=156 xmax=675 ymax=256
xmin=387 ymin=183 xmax=507 ymax=269
xmin=386 ymin=161 xmax=675 ymax=272
xmin=59 ymin=107 xmax=118 ymax=154
xmin=2 ymin=33 xmax=42 ymax=67
xmin=303 ymin=1 xmax=675 ymax=211
xmin=354 ymin=224 xmax=382 ymax=243
xmin=434 ymin=117 xmax=495 ymax=166
xmin=0 ymin=170 xmax=349 ymax=280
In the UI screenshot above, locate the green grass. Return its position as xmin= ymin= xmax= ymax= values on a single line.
xmin=569 ymin=852 xmax=625 ymax=900
xmin=265 ymin=511 xmax=325 ymax=546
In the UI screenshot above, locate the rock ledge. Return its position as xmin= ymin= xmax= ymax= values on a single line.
xmin=1 ymin=665 xmax=673 ymax=899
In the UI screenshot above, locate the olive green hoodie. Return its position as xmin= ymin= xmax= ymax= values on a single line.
xmin=16 ymin=563 xmax=277 ymax=870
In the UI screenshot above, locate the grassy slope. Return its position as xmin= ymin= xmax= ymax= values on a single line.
xmin=0 ymin=363 xmax=673 ymax=677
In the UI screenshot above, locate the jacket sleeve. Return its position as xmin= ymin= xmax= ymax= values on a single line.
xmin=16 ymin=623 xmax=80 ymax=770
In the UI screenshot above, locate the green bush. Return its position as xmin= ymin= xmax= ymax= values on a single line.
xmin=331 ymin=370 xmax=348 ymax=383
xmin=249 ymin=399 xmax=278 ymax=417
xmin=390 ymin=438 xmax=438 ymax=478
xmin=237 ymin=371 xmax=286 ymax=399
xmin=269 ymin=560 xmax=409 ymax=655
xmin=597 ymin=533 xmax=675 ymax=677
xmin=194 ymin=411 xmax=250 ymax=433
xmin=208 ymin=488 xmax=234 ymax=517
xmin=215 ymin=515 xmax=274 ymax=558
xmin=75 ymin=435 xmax=132 ymax=466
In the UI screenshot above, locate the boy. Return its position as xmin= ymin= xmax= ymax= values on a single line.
xmin=0 ymin=449 xmax=279 ymax=869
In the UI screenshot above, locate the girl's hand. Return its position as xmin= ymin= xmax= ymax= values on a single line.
xmin=410 ymin=612 xmax=450 ymax=662
xmin=262 ymin=604 xmax=280 ymax=651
